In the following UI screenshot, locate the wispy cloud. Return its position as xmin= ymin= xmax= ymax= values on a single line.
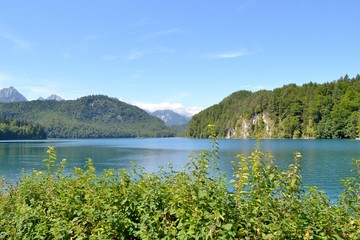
xmin=139 ymin=28 xmax=183 ymax=42
xmin=0 ymin=28 xmax=30 ymax=49
xmin=125 ymin=47 xmax=175 ymax=61
xmin=127 ymin=49 xmax=143 ymax=60
xmin=207 ymin=49 xmax=253 ymax=59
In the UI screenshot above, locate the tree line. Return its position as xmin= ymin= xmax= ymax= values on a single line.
xmin=0 ymin=117 xmax=47 ymax=140
xmin=188 ymin=74 xmax=360 ymax=139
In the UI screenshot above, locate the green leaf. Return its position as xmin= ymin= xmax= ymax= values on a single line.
xmin=198 ymin=189 xmax=207 ymax=199
xmin=223 ymin=223 xmax=232 ymax=231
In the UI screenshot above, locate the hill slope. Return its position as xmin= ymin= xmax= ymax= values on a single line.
xmin=188 ymin=74 xmax=360 ymax=139
xmin=0 ymin=95 xmax=174 ymax=138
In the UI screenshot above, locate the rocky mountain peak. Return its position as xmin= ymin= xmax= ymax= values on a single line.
xmin=0 ymin=86 xmax=28 ymax=103
xmin=46 ymin=94 xmax=64 ymax=101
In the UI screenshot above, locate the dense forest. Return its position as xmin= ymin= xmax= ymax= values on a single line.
xmin=0 ymin=95 xmax=175 ymax=138
xmin=188 ymin=74 xmax=360 ymax=139
xmin=0 ymin=118 xmax=46 ymax=140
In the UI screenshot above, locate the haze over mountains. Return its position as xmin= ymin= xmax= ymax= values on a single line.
xmin=150 ymin=110 xmax=190 ymax=127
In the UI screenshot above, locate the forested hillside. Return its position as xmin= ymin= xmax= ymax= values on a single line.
xmin=0 ymin=118 xmax=46 ymax=140
xmin=188 ymin=75 xmax=360 ymax=139
xmin=0 ymin=95 xmax=174 ymax=138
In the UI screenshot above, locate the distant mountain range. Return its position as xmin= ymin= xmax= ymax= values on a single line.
xmin=0 ymin=94 xmax=174 ymax=138
xmin=0 ymin=86 xmax=189 ymax=138
xmin=38 ymin=94 xmax=64 ymax=101
xmin=0 ymin=87 xmax=191 ymax=127
xmin=150 ymin=110 xmax=190 ymax=126
xmin=0 ymin=87 xmax=64 ymax=102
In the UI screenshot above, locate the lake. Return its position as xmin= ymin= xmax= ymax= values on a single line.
xmin=0 ymin=138 xmax=359 ymax=202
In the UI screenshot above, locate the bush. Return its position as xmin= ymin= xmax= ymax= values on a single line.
xmin=0 ymin=135 xmax=359 ymax=239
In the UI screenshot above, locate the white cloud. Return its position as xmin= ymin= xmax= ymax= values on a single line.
xmin=130 ymin=101 xmax=203 ymax=117
xmin=0 ymin=28 xmax=30 ymax=49
xmin=139 ymin=28 xmax=183 ymax=42
xmin=153 ymin=28 xmax=183 ymax=37
xmin=208 ymin=49 xmax=252 ymax=59
xmin=126 ymin=47 xmax=174 ymax=61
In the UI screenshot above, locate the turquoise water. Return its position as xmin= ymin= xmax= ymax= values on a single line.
xmin=0 ymin=138 xmax=359 ymax=202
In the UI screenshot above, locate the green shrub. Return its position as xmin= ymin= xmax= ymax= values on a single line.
xmin=0 ymin=134 xmax=359 ymax=239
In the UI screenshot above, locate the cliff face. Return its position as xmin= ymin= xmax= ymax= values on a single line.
xmin=187 ymin=75 xmax=360 ymax=139
xmin=227 ymin=112 xmax=274 ymax=139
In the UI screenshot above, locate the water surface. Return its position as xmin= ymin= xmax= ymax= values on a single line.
xmin=0 ymin=138 xmax=359 ymax=202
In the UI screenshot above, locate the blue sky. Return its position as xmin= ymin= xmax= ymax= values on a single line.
xmin=0 ymin=0 xmax=359 ymax=116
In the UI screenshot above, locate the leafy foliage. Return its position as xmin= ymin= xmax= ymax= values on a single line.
xmin=0 ymin=117 xmax=46 ymax=140
xmin=0 ymin=133 xmax=359 ymax=239
xmin=0 ymin=95 xmax=175 ymax=138
xmin=188 ymin=74 xmax=360 ymax=139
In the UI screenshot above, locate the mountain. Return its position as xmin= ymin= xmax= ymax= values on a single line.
xmin=0 ymin=95 xmax=175 ymax=138
xmin=150 ymin=110 xmax=191 ymax=126
xmin=37 ymin=94 xmax=64 ymax=101
xmin=46 ymin=94 xmax=64 ymax=101
xmin=188 ymin=74 xmax=360 ymax=139
xmin=0 ymin=87 xmax=27 ymax=103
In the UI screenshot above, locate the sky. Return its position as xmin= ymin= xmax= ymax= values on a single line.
xmin=0 ymin=0 xmax=359 ymax=116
